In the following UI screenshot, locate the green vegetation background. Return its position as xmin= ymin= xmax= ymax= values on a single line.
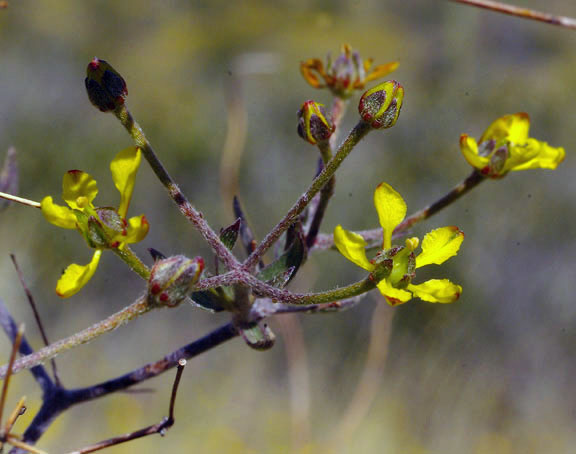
xmin=0 ymin=0 xmax=575 ymax=452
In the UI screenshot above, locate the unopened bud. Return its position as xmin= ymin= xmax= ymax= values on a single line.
xmin=297 ymin=101 xmax=335 ymax=145
xmin=85 ymin=58 xmax=128 ymax=112
xmin=358 ymin=80 xmax=404 ymax=129
xmin=148 ymin=255 xmax=204 ymax=308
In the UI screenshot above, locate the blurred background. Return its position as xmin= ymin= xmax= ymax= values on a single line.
xmin=0 ymin=0 xmax=575 ymax=452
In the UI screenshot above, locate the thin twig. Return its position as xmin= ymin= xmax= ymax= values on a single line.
xmin=243 ymin=120 xmax=373 ymax=271
xmin=10 ymin=255 xmax=60 ymax=386
xmin=0 ymin=297 xmax=150 ymax=379
xmin=114 ymin=105 xmax=240 ymax=271
xmin=65 ymin=359 xmax=187 ymax=454
xmin=0 ymin=192 xmax=40 ymax=209
xmin=312 ymin=170 xmax=485 ymax=250
xmin=449 ymin=0 xmax=576 ymax=30
xmin=0 ymin=325 xmax=23 ymax=428
xmin=0 ymin=300 xmax=53 ymax=392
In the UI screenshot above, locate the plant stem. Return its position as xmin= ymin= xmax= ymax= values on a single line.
xmin=113 ymin=105 xmax=240 ymax=270
xmin=393 ymin=169 xmax=485 ymax=234
xmin=245 ymin=274 xmax=377 ymax=305
xmin=312 ymin=170 xmax=486 ymax=250
xmin=111 ymin=246 xmax=150 ymax=281
xmin=449 ymin=0 xmax=576 ymax=30
xmin=243 ymin=120 xmax=372 ymax=271
xmin=0 ymin=191 xmax=40 ymax=208
xmin=0 ymin=297 xmax=151 ymax=378
xmin=306 ymin=140 xmax=335 ymax=249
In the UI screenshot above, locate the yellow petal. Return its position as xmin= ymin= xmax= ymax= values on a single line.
xmin=110 ymin=146 xmax=142 ymax=218
xmin=334 ymin=225 xmax=374 ymax=271
xmin=41 ymin=196 xmax=78 ymax=229
xmin=364 ymin=61 xmax=400 ymax=83
xmin=374 ymin=182 xmax=407 ymax=249
xmin=300 ymin=59 xmax=326 ymax=88
xmin=121 ymin=215 xmax=150 ymax=245
xmin=407 ymin=279 xmax=462 ymax=303
xmin=56 ymin=249 xmax=102 ymax=298
xmin=416 ymin=226 xmax=464 ymax=268
xmin=376 ymin=279 xmax=412 ymax=306
xmin=508 ymin=139 xmax=565 ymax=172
xmin=459 ymin=134 xmax=489 ymax=170
xmin=62 ymin=170 xmax=98 ymax=210
xmin=480 ymin=113 xmax=530 ymax=144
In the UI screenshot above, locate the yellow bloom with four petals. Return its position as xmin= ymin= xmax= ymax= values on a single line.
xmin=334 ymin=183 xmax=464 ymax=305
xmin=41 ymin=147 xmax=149 ymax=298
xmin=459 ymin=113 xmax=565 ymax=178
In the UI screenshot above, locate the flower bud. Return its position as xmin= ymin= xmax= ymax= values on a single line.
xmin=148 ymin=255 xmax=204 ymax=308
xmin=85 ymin=58 xmax=128 ymax=112
xmin=297 ymin=101 xmax=335 ymax=145
xmin=358 ymin=80 xmax=404 ymax=129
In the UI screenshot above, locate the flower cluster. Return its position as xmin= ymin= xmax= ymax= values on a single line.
xmin=460 ymin=113 xmax=565 ymax=178
xmin=334 ymin=183 xmax=463 ymax=305
xmin=301 ymin=44 xmax=399 ymax=98
xmin=41 ymin=147 xmax=148 ymax=297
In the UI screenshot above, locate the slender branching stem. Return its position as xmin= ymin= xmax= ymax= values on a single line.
xmin=329 ymin=97 xmax=349 ymax=149
xmin=312 ymin=170 xmax=486 ymax=250
xmin=0 ymin=297 xmax=151 ymax=378
xmin=245 ymin=274 xmax=377 ymax=305
xmin=111 ymin=245 xmax=151 ymax=280
xmin=449 ymin=0 xmax=576 ymax=29
xmin=113 ymin=105 xmax=240 ymax=270
xmin=393 ymin=169 xmax=485 ymax=234
xmin=243 ymin=120 xmax=373 ymax=271
xmin=305 ymin=140 xmax=335 ymax=248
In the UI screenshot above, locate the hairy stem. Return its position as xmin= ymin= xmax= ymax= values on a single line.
xmin=111 ymin=246 xmax=150 ymax=280
xmin=0 ymin=297 xmax=151 ymax=378
xmin=393 ymin=169 xmax=485 ymax=234
xmin=113 ymin=105 xmax=240 ymax=270
xmin=246 ymin=274 xmax=377 ymax=305
xmin=243 ymin=120 xmax=372 ymax=271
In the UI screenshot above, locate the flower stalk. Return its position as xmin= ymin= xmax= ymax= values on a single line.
xmin=0 ymin=296 xmax=151 ymax=379
xmin=113 ymin=105 xmax=240 ymax=271
xmin=243 ymin=119 xmax=373 ymax=271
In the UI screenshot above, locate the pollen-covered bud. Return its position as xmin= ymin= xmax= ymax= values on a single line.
xmin=358 ymin=80 xmax=404 ymax=129
xmin=85 ymin=58 xmax=128 ymax=112
xmin=148 ymin=255 xmax=204 ymax=308
xmin=297 ymin=100 xmax=335 ymax=145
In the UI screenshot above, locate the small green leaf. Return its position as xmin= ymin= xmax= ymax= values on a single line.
xmin=219 ymin=218 xmax=241 ymax=250
xmin=257 ymin=224 xmax=306 ymax=287
xmin=240 ymin=321 xmax=276 ymax=351
xmin=191 ymin=288 xmax=228 ymax=312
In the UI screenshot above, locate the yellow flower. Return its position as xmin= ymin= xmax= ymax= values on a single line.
xmin=41 ymin=147 xmax=149 ymax=298
xmin=459 ymin=113 xmax=565 ymax=178
xmin=334 ymin=183 xmax=464 ymax=305
xmin=301 ymin=44 xmax=399 ymax=99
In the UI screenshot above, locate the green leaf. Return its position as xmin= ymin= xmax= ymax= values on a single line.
xmin=219 ymin=218 xmax=241 ymax=250
xmin=240 ymin=321 xmax=276 ymax=351
xmin=257 ymin=224 xmax=306 ymax=287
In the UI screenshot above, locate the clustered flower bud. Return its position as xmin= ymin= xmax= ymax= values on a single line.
xmin=358 ymin=80 xmax=404 ymax=129
xmin=148 ymin=255 xmax=204 ymax=308
xmin=85 ymin=58 xmax=128 ymax=112
xmin=297 ymin=100 xmax=335 ymax=145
